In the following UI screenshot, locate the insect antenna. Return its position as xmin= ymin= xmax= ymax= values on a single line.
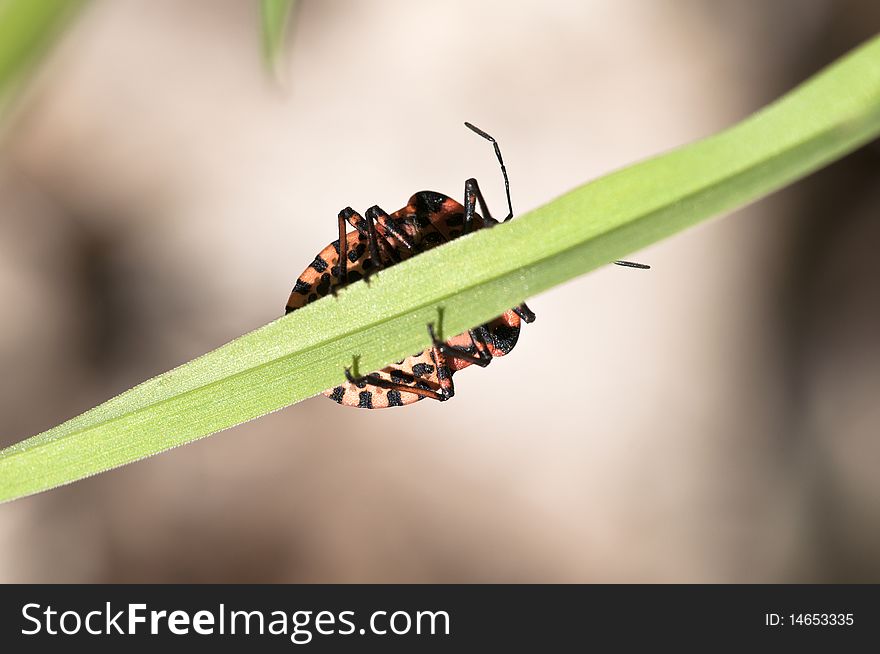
xmin=464 ymin=121 xmax=513 ymax=221
xmin=613 ymin=260 xmax=651 ymax=269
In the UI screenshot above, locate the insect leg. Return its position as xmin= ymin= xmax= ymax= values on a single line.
xmin=344 ymin=367 xmax=450 ymax=402
xmin=514 ymin=303 xmax=536 ymax=323
xmin=463 ymin=176 xmax=499 ymax=228
xmin=365 ymin=206 xmax=404 ymax=265
xmin=462 ymin=178 xmax=479 ymax=235
xmin=428 ymin=323 xmax=493 ymax=368
xmin=336 ymin=208 xmax=353 ymax=290
xmin=368 ymin=205 xmax=414 ymax=253
xmin=360 ymin=208 xmax=384 ymax=281
xmin=338 ymin=207 xmax=399 ymax=284
xmin=429 ymin=343 xmax=455 ymax=400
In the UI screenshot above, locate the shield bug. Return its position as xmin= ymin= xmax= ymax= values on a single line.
xmin=285 ymin=123 xmax=647 ymax=408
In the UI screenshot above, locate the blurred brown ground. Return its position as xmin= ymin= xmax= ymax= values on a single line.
xmin=0 ymin=0 xmax=878 ymax=582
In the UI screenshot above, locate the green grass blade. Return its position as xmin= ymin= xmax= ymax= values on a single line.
xmin=260 ymin=0 xmax=296 ymax=70
xmin=0 ymin=0 xmax=87 ymax=118
xmin=3 ymin=35 xmax=880 ymax=502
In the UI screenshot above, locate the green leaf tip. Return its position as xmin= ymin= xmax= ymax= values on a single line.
xmin=0 ymin=0 xmax=88 ymax=118
xmin=261 ymin=0 xmax=296 ymax=72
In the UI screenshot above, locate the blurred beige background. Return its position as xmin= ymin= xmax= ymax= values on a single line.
xmin=0 ymin=0 xmax=878 ymax=582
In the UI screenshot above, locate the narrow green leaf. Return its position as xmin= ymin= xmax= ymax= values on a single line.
xmin=260 ymin=0 xmax=296 ymax=70
xmin=0 ymin=0 xmax=87 ymax=118
xmin=3 ymin=35 xmax=880 ymax=502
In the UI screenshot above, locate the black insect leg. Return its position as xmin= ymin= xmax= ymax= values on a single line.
xmin=337 ymin=207 xmax=394 ymax=285
xmin=332 ymin=208 xmax=353 ymax=294
xmin=365 ymin=206 xmax=407 ymax=266
xmin=360 ymin=209 xmax=384 ymax=282
xmin=464 ymin=176 xmax=499 ymax=227
xmin=464 ymin=121 xmax=513 ymax=222
xmin=344 ymin=367 xmax=450 ymax=402
xmin=429 ymin=345 xmax=455 ymax=401
xmin=367 ymin=205 xmax=414 ymax=254
xmin=462 ymin=178 xmax=479 ymax=235
xmin=514 ymin=303 xmax=536 ymax=323
xmin=427 ymin=323 xmax=493 ymax=368
xmin=462 ymin=177 xmax=507 ymax=234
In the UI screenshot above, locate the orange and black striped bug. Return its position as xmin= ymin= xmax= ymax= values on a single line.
xmin=284 ymin=123 xmax=649 ymax=408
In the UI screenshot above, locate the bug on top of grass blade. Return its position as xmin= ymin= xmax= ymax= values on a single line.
xmin=285 ymin=123 xmax=648 ymax=408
